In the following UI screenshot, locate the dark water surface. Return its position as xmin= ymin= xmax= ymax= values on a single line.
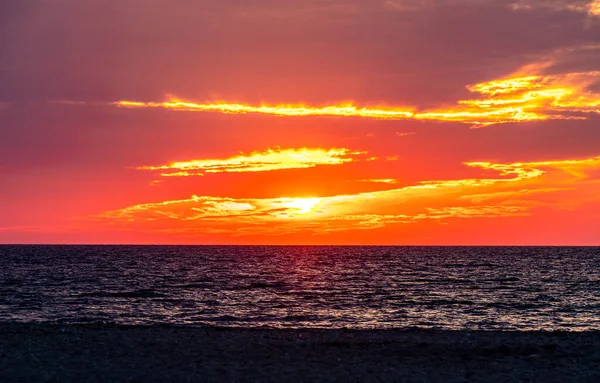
xmin=1 ymin=245 xmax=599 ymax=330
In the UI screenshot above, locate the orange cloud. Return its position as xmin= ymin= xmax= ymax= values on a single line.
xmin=52 ymin=48 xmax=600 ymax=129
xmin=357 ymin=179 xmax=399 ymax=184
xmin=90 ymin=155 xmax=600 ymax=236
xmin=452 ymin=70 xmax=600 ymax=126
xmin=423 ymin=206 xmax=529 ymax=219
xmin=509 ymin=0 xmax=600 ymax=17
xmin=109 ymin=65 xmax=600 ymax=127
xmin=116 ymin=100 xmax=415 ymax=119
xmin=395 ymin=132 xmax=416 ymax=137
xmin=115 ymin=97 xmax=547 ymax=126
xmin=461 ymin=188 xmax=576 ymax=203
xmin=590 ymin=0 xmax=600 ymax=15
xmin=137 ymin=147 xmax=367 ymax=177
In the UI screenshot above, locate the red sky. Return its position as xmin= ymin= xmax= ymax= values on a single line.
xmin=1 ymin=0 xmax=600 ymax=244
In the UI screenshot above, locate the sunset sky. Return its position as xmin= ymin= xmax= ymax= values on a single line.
xmin=2 ymin=0 xmax=600 ymax=244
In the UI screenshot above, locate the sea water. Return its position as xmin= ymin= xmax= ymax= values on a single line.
xmin=1 ymin=245 xmax=599 ymax=330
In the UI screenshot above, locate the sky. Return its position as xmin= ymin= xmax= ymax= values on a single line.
xmin=1 ymin=0 xmax=600 ymax=245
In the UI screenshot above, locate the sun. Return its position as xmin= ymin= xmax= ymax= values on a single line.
xmin=281 ymin=198 xmax=322 ymax=214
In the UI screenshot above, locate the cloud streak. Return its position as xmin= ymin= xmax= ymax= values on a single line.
xmin=116 ymin=100 xmax=415 ymax=119
xmin=137 ymin=148 xmax=367 ymax=177
xmin=90 ymin=154 xmax=600 ymax=236
xmin=509 ymin=0 xmax=600 ymax=17
xmin=102 ymin=61 xmax=600 ymax=127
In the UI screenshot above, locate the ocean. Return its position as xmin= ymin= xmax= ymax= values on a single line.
xmin=1 ymin=245 xmax=599 ymax=330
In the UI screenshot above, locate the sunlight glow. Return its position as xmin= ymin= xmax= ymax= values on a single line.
xmin=92 ymin=155 xmax=600 ymax=235
xmin=281 ymin=198 xmax=322 ymax=214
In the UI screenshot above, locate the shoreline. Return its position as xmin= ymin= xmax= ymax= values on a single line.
xmin=2 ymin=323 xmax=600 ymax=382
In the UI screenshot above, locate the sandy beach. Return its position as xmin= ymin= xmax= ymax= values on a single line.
xmin=1 ymin=323 xmax=599 ymax=382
